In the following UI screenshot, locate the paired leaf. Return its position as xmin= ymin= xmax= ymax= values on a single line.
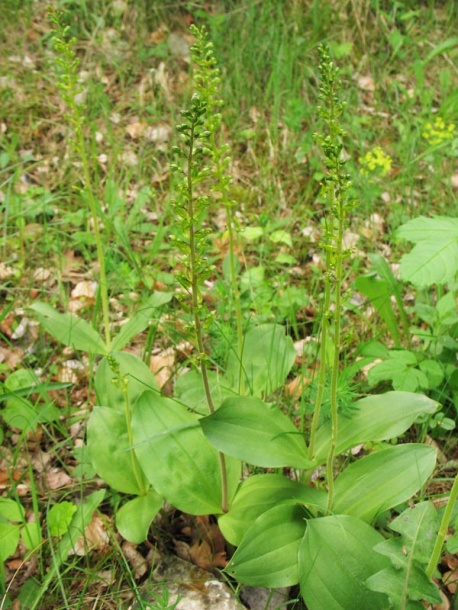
xmin=200 ymin=396 xmax=312 ymax=469
xmin=299 ymin=515 xmax=390 ymax=610
xmin=226 ymin=504 xmax=308 ymax=587
xmin=313 ymin=391 xmax=437 ymax=463
xmin=397 ymin=216 xmax=458 ymax=287
xmin=29 ymin=302 xmax=107 ymax=354
xmin=132 ymin=391 xmax=240 ymax=515
xmin=218 ymin=474 xmax=327 ymax=545
xmin=87 ymin=407 xmax=149 ymax=495
xmin=116 ymin=490 xmax=163 ymax=544
xmin=226 ymin=324 xmax=296 ymax=396
xmin=333 ymin=444 xmax=436 ymax=523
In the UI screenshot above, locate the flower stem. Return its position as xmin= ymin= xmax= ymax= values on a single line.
xmin=184 ymin=108 xmax=229 ymax=512
xmin=426 ymin=474 xmax=458 ymax=579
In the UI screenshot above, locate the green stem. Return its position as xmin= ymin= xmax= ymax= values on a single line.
xmin=426 ymin=474 xmax=458 ymax=578
xmin=307 ymin=228 xmax=333 ymax=460
xmin=326 ymin=192 xmax=344 ymax=512
xmin=73 ymin=106 xmax=111 ymax=351
xmin=50 ymin=12 xmax=111 ymax=351
xmin=121 ymin=378 xmax=147 ymax=496
xmin=216 ymin=155 xmax=245 ymax=395
xmin=187 ymin=119 xmax=229 ymax=513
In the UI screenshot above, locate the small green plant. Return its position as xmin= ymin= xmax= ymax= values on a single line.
xmin=0 ymin=497 xmax=41 ymax=595
xmin=48 ymin=8 xmax=111 ymax=349
xmin=26 ymin=22 xmax=449 ymax=610
xmin=358 ymin=215 xmax=458 ymax=427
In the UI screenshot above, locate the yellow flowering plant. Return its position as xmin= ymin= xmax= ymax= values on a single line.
xmin=422 ymin=116 xmax=455 ymax=147
xmin=359 ymin=146 xmax=392 ymax=176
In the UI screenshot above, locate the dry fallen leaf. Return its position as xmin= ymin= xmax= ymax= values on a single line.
xmin=342 ymin=231 xmax=360 ymax=250
xmin=150 ymin=347 xmax=175 ymax=389
xmin=69 ymin=513 xmax=111 ymax=556
xmin=357 ymin=74 xmax=375 ymax=92
xmin=150 ymin=28 xmax=167 ymax=45
xmin=0 ymin=468 xmax=21 ymax=490
xmin=145 ymin=122 xmax=172 ymax=144
xmin=59 ymin=250 xmax=86 ymax=281
xmin=11 ymin=317 xmax=29 ymax=340
xmin=0 ymin=263 xmax=16 ymax=280
xmin=45 ymin=468 xmax=73 ymax=490
xmin=58 ymin=359 xmax=86 ymax=383
xmin=285 ymin=375 xmax=310 ymax=399
xmin=176 ymin=515 xmax=227 ymax=571
xmin=126 ymin=120 xmax=147 ymax=140
xmin=153 ymin=62 xmax=172 ymax=101
xmin=122 ymin=541 xmax=148 ymax=579
xmin=69 ymin=280 xmax=97 ymax=313
xmin=71 ymin=280 xmax=98 ymax=299
xmin=32 ymin=267 xmax=53 ymax=282
xmin=0 ymin=345 xmax=23 ymax=369
xmin=443 ymin=570 xmax=458 ymax=595
xmin=431 ymin=588 xmax=450 ymax=610
xmin=167 ymin=32 xmax=190 ymax=60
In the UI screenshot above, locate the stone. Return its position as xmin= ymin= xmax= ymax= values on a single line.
xmin=240 ymin=585 xmax=290 ymax=610
xmin=136 ymin=555 xmax=242 ymax=610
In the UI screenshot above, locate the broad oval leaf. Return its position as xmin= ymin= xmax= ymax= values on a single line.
xmin=87 ymin=407 xmax=149 ymax=495
xmin=313 ymin=391 xmax=437 ymax=463
xmin=47 ymin=502 xmax=77 ymax=537
xmin=132 ymin=391 xmax=241 ymax=515
xmin=116 ymin=490 xmax=163 ymax=544
xmin=0 ymin=498 xmax=25 ymax=522
xmin=200 ymin=396 xmax=312 ymax=469
xmin=333 ymin=444 xmax=436 ymax=523
xmin=218 ymin=474 xmax=327 ymax=545
xmin=0 ymin=523 xmax=20 ymax=562
xmin=29 ymin=302 xmax=107 ymax=354
xmin=95 ymin=351 xmax=159 ymax=412
xmin=226 ymin=504 xmax=308 ymax=587
xmin=299 ymin=515 xmax=390 ymax=610
xmin=397 ymin=215 xmax=458 ymax=287
xmin=225 ymin=324 xmax=296 ymax=396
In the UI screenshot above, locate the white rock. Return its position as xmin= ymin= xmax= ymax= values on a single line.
xmin=137 ymin=555 xmax=242 ymax=610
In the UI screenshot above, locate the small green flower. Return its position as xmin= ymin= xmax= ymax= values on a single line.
xmin=422 ymin=116 xmax=455 ymax=147
xmin=359 ymin=146 xmax=392 ymax=176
